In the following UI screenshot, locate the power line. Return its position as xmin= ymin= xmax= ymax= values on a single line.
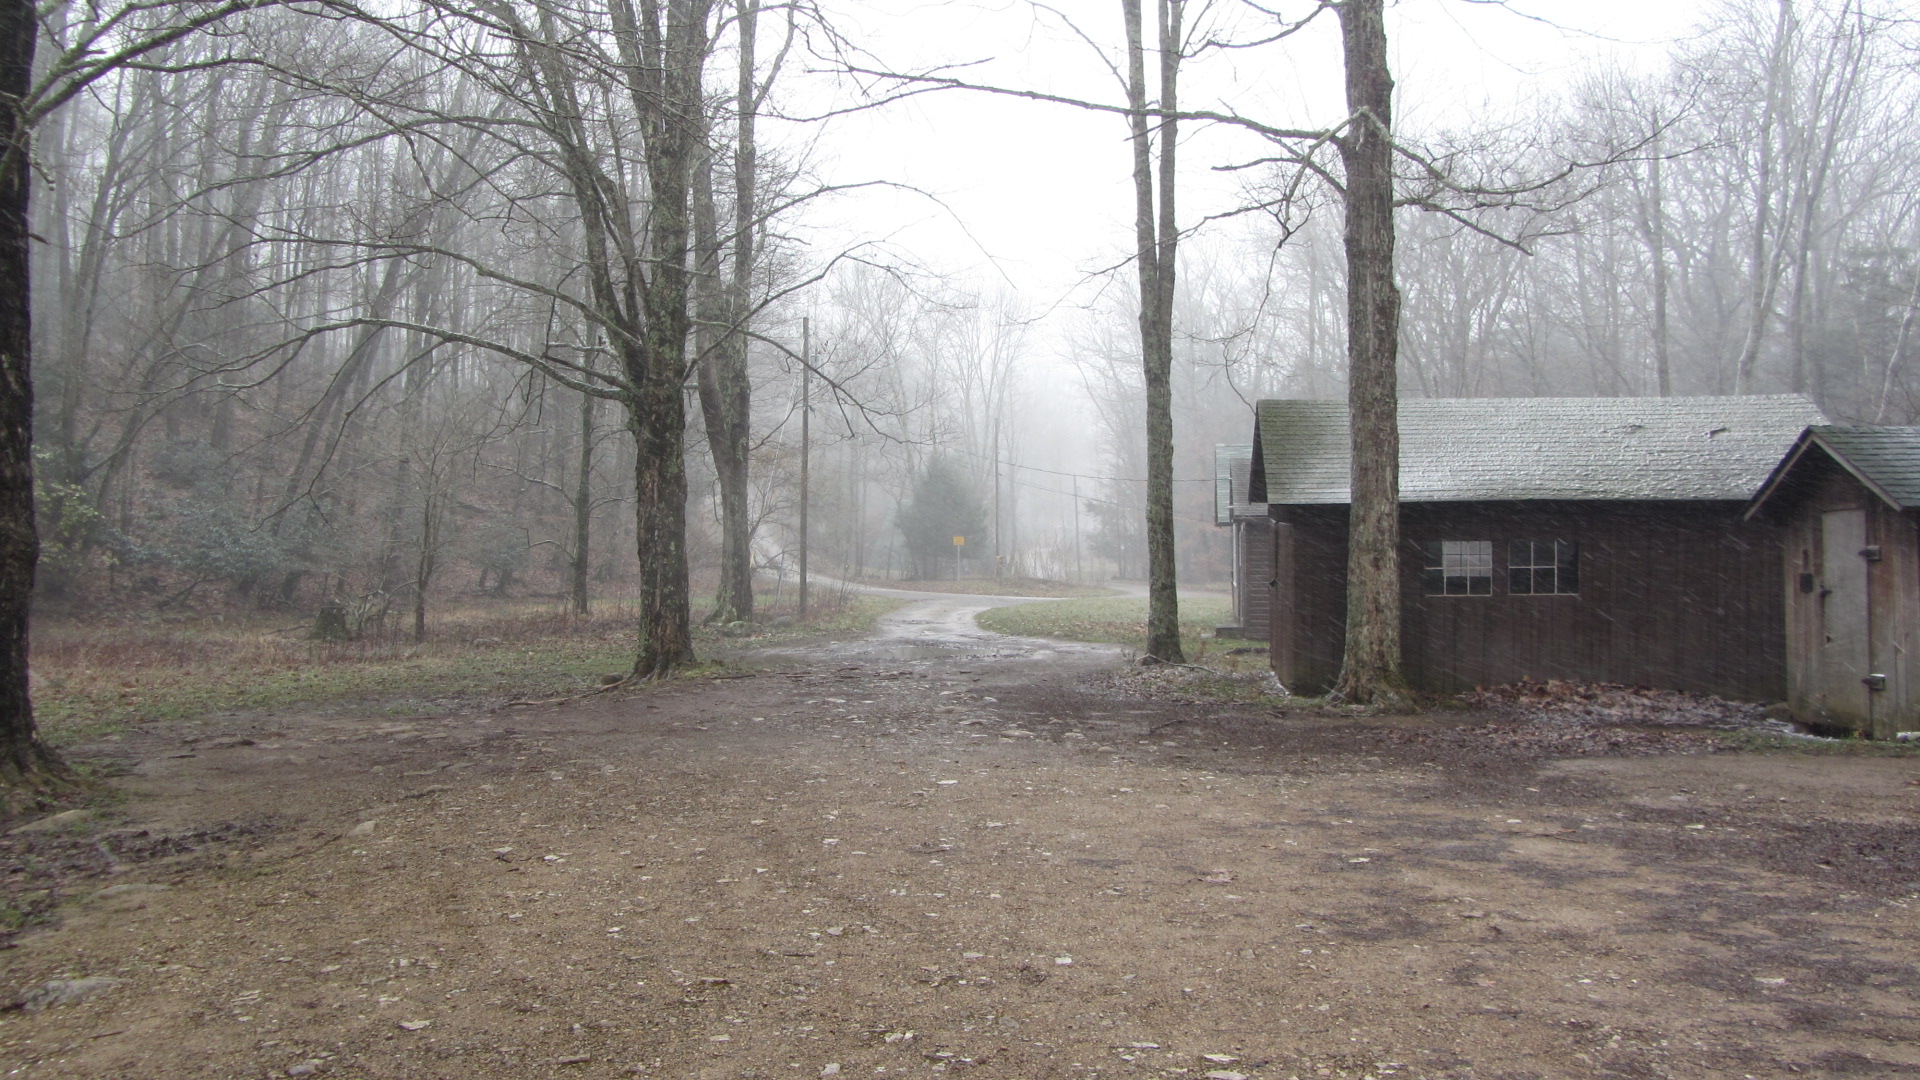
xmin=1000 ymin=471 xmax=1223 ymax=528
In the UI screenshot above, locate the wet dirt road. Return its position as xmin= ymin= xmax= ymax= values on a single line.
xmin=763 ymin=583 xmax=1128 ymax=670
xmin=2 ymin=596 xmax=1918 ymax=1080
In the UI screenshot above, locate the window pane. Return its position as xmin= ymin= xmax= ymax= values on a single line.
xmin=1557 ymin=541 xmax=1579 ymax=594
xmin=1510 ymin=539 xmax=1579 ymax=595
xmin=1423 ymin=540 xmax=1491 ymax=596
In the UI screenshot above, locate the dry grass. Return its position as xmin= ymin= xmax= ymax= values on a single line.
xmin=974 ymin=594 xmax=1244 ymax=661
xmin=29 ymin=593 xmax=898 ymax=745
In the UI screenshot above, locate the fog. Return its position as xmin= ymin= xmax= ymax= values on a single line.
xmin=27 ymin=0 xmax=1920 ymax=633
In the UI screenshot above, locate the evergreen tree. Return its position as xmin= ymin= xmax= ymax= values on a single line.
xmin=896 ymin=458 xmax=987 ymax=579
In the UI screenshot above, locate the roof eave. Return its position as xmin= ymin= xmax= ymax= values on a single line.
xmin=1744 ymin=429 xmax=1909 ymax=520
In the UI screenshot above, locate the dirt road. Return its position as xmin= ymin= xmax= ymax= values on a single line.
xmin=2 ymin=590 xmax=1917 ymax=1080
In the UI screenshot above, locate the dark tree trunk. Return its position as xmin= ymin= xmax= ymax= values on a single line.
xmin=0 ymin=0 xmax=71 ymax=804
xmin=621 ymin=0 xmax=708 ymax=678
xmin=570 ymin=387 xmax=593 ymax=616
xmin=1649 ymin=136 xmax=1671 ymax=397
xmin=413 ymin=495 xmax=436 ymax=644
xmin=1124 ymin=0 xmax=1184 ymax=664
xmin=627 ymin=364 xmax=693 ymax=676
xmin=701 ymin=352 xmax=751 ymax=621
xmin=1331 ymin=0 xmax=1410 ymax=708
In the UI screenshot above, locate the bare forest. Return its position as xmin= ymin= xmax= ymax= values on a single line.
xmin=2 ymin=4 xmax=1920 ymax=1076
xmin=0 ymin=0 xmax=1900 ymax=740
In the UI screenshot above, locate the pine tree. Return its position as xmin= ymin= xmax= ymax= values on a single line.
xmin=897 ymin=458 xmax=988 ymax=579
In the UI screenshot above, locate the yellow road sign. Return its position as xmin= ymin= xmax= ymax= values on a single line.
xmin=952 ymin=535 xmax=965 ymax=546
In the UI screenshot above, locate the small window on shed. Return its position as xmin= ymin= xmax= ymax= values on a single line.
xmin=1509 ymin=540 xmax=1579 ymax=595
xmin=1419 ymin=540 xmax=1492 ymax=596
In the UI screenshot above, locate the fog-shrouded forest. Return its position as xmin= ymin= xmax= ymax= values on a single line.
xmin=12 ymin=0 xmax=1920 ymax=714
xmin=7 ymin=4 xmax=1920 ymax=1064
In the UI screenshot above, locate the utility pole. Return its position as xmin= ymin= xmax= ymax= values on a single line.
xmin=992 ymin=423 xmax=1002 ymax=580
xmin=1008 ymin=461 xmax=1018 ymax=578
xmin=798 ymin=317 xmax=810 ymax=619
xmin=1072 ymin=474 xmax=1083 ymax=583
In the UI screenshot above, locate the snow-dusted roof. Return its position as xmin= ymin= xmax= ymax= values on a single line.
xmin=1250 ymin=395 xmax=1827 ymax=505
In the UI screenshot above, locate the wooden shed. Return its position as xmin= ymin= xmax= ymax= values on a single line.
xmin=1249 ymin=395 xmax=1826 ymax=699
xmin=1745 ymin=426 xmax=1920 ymax=738
xmin=1213 ymin=444 xmax=1273 ymax=641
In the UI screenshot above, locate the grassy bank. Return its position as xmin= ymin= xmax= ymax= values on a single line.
xmin=31 ymin=594 xmax=900 ymax=744
xmin=975 ymin=594 xmax=1241 ymax=660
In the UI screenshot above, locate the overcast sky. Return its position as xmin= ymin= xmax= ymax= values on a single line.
xmin=761 ymin=1 xmax=1727 ymax=484
xmin=790 ymin=0 xmax=1717 ymax=314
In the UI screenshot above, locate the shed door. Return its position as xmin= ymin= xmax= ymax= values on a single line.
xmin=1818 ymin=509 xmax=1873 ymax=726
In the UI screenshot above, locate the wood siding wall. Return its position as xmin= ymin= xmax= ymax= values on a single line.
xmin=1770 ymin=453 xmax=1920 ymax=737
xmin=1270 ymin=501 xmax=1788 ymax=700
xmin=1269 ymin=506 xmax=1349 ymax=694
xmin=1238 ymin=519 xmax=1274 ymax=640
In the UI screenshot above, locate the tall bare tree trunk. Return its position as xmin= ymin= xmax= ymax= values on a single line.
xmin=1331 ymin=0 xmax=1410 ymax=708
xmin=1647 ymin=126 xmax=1673 ymax=397
xmin=412 ymin=494 xmax=436 ymax=643
xmin=1734 ymin=0 xmax=1795 ymax=394
xmin=0 ymin=0 xmax=69 ymax=802
xmin=570 ymin=386 xmax=593 ymax=615
xmin=1787 ymin=3 xmax=1864 ymax=402
xmin=694 ymin=0 xmax=756 ymax=625
xmin=628 ymin=363 xmax=693 ymax=674
xmin=620 ymin=0 xmax=710 ymax=678
xmin=1124 ymin=0 xmax=1184 ymax=664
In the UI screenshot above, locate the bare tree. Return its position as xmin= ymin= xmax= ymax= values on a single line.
xmin=1123 ymin=0 xmax=1186 ymax=662
xmin=693 ymin=0 xmax=789 ymax=625
xmin=1 ymin=0 xmax=276 ymax=803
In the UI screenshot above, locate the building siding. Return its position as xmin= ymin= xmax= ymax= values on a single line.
xmin=1270 ymin=501 xmax=1787 ymax=701
xmin=1768 ymin=450 xmax=1920 ymax=737
xmin=1238 ymin=519 xmax=1274 ymax=640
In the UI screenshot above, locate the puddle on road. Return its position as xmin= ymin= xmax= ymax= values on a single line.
xmin=872 ymin=643 xmax=967 ymax=661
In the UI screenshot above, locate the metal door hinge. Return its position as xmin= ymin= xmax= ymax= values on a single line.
xmin=1861 ymin=546 xmax=1884 ymax=561
xmin=1863 ymin=674 xmax=1888 ymax=691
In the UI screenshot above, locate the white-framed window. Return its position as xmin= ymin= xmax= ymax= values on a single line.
xmin=1509 ymin=540 xmax=1579 ymax=595
xmin=1418 ymin=540 xmax=1492 ymax=596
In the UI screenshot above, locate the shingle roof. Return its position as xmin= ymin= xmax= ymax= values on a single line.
xmin=1214 ymin=444 xmax=1253 ymax=524
xmin=1748 ymin=425 xmax=1920 ymax=513
xmin=1251 ymin=395 xmax=1827 ymax=504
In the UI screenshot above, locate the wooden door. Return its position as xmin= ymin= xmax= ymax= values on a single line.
xmin=1818 ymin=509 xmax=1873 ymax=727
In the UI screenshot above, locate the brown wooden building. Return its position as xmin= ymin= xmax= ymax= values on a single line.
xmin=1249 ymin=396 xmax=1826 ymax=699
xmin=1213 ymin=444 xmax=1273 ymax=641
xmin=1746 ymin=426 xmax=1920 ymax=738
